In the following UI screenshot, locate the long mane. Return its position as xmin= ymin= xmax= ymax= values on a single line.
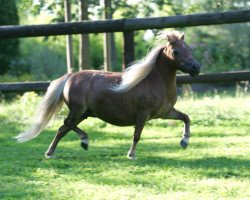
xmin=111 ymin=46 xmax=164 ymax=92
xmin=111 ymin=30 xmax=183 ymax=92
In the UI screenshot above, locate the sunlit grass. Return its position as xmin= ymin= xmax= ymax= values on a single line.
xmin=0 ymin=93 xmax=249 ymax=199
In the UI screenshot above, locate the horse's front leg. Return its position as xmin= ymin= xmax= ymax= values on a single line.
xmin=163 ymin=107 xmax=191 ymax=148
xmin=127 ymin=112 xmax=148 ymax=159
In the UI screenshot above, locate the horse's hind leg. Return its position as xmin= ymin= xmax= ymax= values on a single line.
xmin=163 ymin=107 xmax=190 ymax=148
xmin=64 ymin=112 xmax=89 ymax=150
xmin=45 ymin=124 xmax=71 ymax=158
xmin=45 ymin=112 xmax=88 ymax=158
xmin=71 ymin=126 xmax=89 ymax=150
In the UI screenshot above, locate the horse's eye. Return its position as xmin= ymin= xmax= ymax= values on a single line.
xmin=172 ymin=49 xmax=178 ymax=56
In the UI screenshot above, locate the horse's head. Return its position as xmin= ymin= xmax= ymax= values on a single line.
xmin=163 ymin=31 xmax=201 ymax=77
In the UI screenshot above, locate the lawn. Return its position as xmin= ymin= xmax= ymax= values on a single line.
xmin=0 ymin=93 xmax=249 ymax=200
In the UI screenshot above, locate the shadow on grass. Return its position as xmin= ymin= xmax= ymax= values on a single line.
xmin=43 ymin=149 xmax=250 ymax=190
xmin=1 ymin=116 xmax=250 ymax=197
xmin=43 ymin=139 xmax=250 ymax=179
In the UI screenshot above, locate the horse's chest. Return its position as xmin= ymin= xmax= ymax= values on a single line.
xmin=151 ymin=96 xmax=177 ymax=119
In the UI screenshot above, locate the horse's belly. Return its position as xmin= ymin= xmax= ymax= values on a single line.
xmin=88 ymin=99 xmax=137 ymax=126
xmin=98 ymin=116 xmax=135 ymax=126
xmin=89 ymin=109 xmax=136 ymax=126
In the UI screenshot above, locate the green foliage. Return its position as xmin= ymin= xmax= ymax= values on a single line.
xmin=201 ymin=0 xmax=246 ymax=12
xmin=89 ymin=34 xmax=104 ymax=70
xmin=2 ymin=0 xmax=249 ymax=80
xmin=19 ymin=37 xmax=67 ymax=80
xmin=184 ymin=23 xmax=250 ymax=73
xmin=0 ymin=73 xmax=36 ymax=83
xmin=0 ymin=0 xmax=20 ymax=75
xmin=0 ymin=95 xmax=250 ymax=199
xmin=180 ymin=0 xmax=250 ymax=73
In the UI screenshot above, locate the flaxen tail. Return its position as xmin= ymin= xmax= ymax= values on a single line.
xmin=15 ymin=74 xmax=72 ymax=142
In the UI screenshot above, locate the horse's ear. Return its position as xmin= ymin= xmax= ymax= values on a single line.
xmin=179 ymin=32 xmax=184 ymax=40
xmin=166 ymin=35 xmax=170 ymax=42
xmin=166 ymin=35 xmax=175 ymax=43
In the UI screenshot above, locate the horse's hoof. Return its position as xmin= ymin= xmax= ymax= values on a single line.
xmin=81 ymin=141 xmax=88 ymax=150
xmin=180 ymin=139 xmax=188 ymax=148
xmin=127 ymin=154 xmax=137 ymax=160
xmin=45 ymin=153 xmax=54 ymax=159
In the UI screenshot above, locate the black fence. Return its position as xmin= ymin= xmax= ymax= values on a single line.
xmin=0 ymin=10 xmax=250 ymax=93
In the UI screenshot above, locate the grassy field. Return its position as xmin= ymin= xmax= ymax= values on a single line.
xmin=0 ymin=93 xmax=250 ymax=200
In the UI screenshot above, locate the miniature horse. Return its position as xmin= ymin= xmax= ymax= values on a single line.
xmin=16 ymin=30 xmax=201 ymax=159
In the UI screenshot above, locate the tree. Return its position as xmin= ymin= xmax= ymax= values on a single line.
xmin=182 ymin=0 xmax=250 ymax=72
xmin=79 ymin=0 xmax=91 ymax=70
xmin=103 ymin=0 xmax=117 ymax=71
xmin=12 ymin=0 xmax=249 ymax=79
xmin=64 ymin=0 xmax=74 ymax=73
xmin=0 ymin=0 xmax=19 ymax=74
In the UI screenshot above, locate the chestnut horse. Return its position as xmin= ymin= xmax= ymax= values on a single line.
xmin=16 ymin=30 xmax=201 ymax=159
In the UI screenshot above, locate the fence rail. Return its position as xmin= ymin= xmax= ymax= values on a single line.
xmin=1 ymin=71 xmax=249 ymax=93
xmin=0 ymin=10 xmax=250 ymax=93
xmin=0 ymin=10 xmax=249 ymax=38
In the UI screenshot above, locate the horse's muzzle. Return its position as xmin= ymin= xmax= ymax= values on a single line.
xmin=180 ymin=59 xmax=201 ymax=77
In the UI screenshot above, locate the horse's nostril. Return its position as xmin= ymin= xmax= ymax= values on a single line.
xmin=192 ymin=65 xmax=197 ymax=70
xmin=192 ymin=64 xmax=201 ymax=71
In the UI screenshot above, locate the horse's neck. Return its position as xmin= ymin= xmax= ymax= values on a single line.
xmin=155 ymin=51 xmax=177 ymax=90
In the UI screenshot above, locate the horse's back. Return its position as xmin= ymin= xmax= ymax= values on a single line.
xmin=63 ymin=70 xmax=137 ymax=125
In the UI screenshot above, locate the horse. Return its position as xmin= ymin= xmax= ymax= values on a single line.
xmin=15 ymin=30 xmax=201 ymax=159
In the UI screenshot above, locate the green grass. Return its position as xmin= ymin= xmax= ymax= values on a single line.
xmin=0 ymin=93 xmax=250 ymax=200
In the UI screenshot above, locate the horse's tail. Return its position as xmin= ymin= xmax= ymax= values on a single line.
xmin=15 ymin=73 xmax=72 ymax=143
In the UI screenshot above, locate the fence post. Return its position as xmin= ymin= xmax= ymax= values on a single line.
xmin=123 ymin=31 xmax=135 ymax=71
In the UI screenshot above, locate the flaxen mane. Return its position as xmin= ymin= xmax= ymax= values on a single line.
xmin=112 ymin=30 xmax=184 ymax=92
xmin=156 ymin=30 xmax=184 ymax=44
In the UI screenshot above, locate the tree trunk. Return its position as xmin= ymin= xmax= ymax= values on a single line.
xmin=64 ymin=0 xmax=74 ymax=73
xmin=0 ymin=0 xmax=19 ymax=75
xmin=79 ymin=0 xmax=91 ymax=70
xmin=103 ymin=0 xmax=116 ymax=71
